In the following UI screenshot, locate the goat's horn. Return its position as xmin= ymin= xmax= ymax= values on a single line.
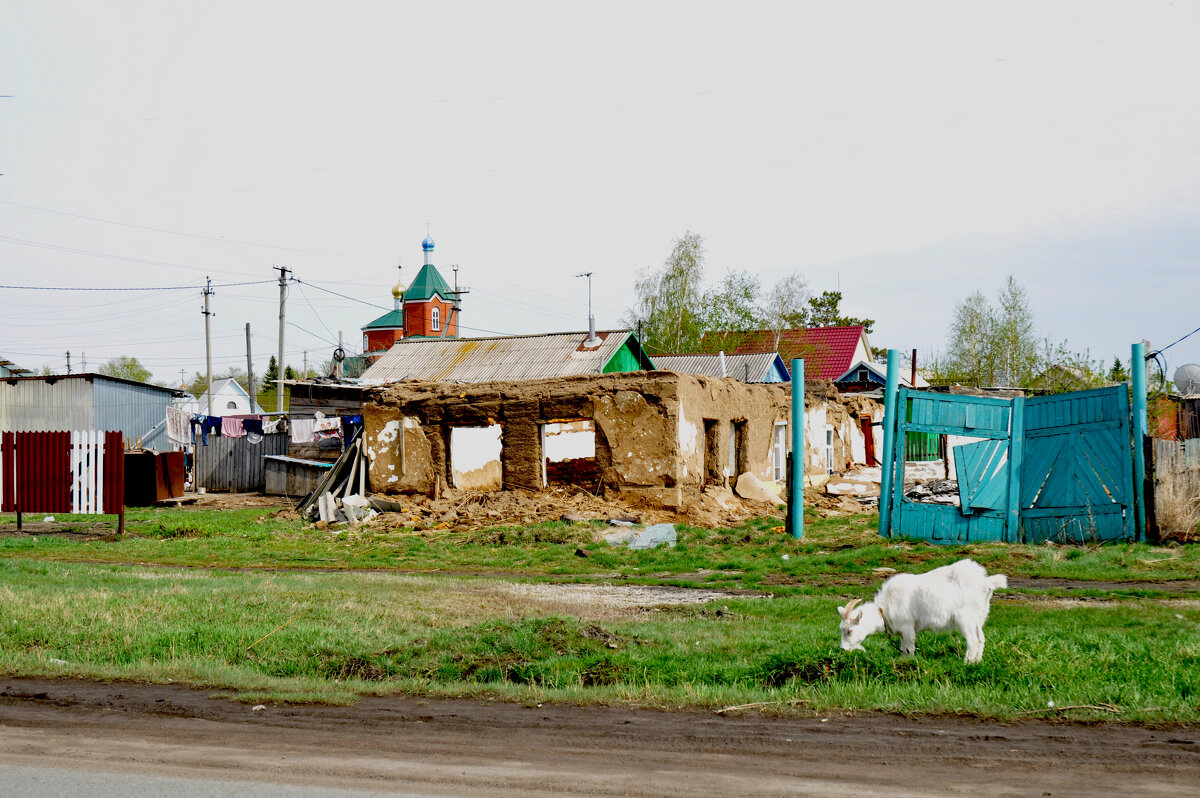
xmin=842 ymin=598 xmax=862 ymax=619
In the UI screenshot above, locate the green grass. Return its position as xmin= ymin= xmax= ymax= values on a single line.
xmin=1 ymin=506 xmax=1198 ymax=721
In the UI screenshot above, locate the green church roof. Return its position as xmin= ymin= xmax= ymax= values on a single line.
xmin=362 ymin=309 xmax=406 ymax=330
xmin=405 ymin=263 xmax=453 ymax=302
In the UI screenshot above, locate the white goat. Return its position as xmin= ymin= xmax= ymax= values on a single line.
xmin=838 ymin=559 xmax=1007 ymax=664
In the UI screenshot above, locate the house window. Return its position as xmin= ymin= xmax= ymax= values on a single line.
xmin=226 ymin=400 xmax=237 ymax=410
xmin=773 ymin=422 xmax=787 ymax=482
xmin=825 ymin=425 xmax=835 ymax=474
xmin=858 ymin=368 xmax=870 ymax=382
xmin=431 ymin=307 xmax=440 ymax=331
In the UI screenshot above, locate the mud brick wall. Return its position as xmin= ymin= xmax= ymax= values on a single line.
xmin=362 ymin=372 xmax=878 ymax=503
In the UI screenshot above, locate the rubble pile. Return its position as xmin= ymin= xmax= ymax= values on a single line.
xmin=358 ymin=484 xmax=783 ymax=532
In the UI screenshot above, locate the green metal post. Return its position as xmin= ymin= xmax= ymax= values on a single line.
xmin=790 ymin=358 xmax=804 ymax=539
xmin=878 ymin=350 xmax=900 ymax=536
xmin=1131 ymin=342 xmax=1147 ymax=540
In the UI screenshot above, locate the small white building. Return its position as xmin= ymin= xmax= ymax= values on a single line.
xmin=183 ymin=378 xmax=264 ymax=416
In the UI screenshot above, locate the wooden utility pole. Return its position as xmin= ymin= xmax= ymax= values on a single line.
xmin=274 ymin=266 xmax=290 ymax=413
xmin=203 ymin=277 xmax=214 ymax=416
xmin=245 ymin=323 xmax=256 ymax=413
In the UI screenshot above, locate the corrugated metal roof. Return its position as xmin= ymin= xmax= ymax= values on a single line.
xmin=360 ymin=330 xmax=640 ymax=385
xmin=652 ymin=353 xmax=781 ymax=382
xmin=706 ymin=326 xmax=868 ymax=380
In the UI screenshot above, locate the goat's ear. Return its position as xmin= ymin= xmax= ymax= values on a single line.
xmin=850 ymin=610 xmax=863 ymax=623
xmin=836 ymin=605 xmax=845 ymax=616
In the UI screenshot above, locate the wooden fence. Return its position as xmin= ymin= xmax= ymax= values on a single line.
xmin=193 ymin=433 xmax=288 ymax=493
xmin=1153 ymin=438 xmax=1200 ymax=540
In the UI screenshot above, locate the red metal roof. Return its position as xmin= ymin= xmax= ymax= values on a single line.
xmin=706 ymin=326 xmax=866 ymax=380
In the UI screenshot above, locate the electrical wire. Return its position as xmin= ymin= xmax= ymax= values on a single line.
xmin=0 ymin=278 xmax=275 ymax=291
xmin=0 ymin=199 xmax=393 ymax=261
xmin=1156 ymin=325 xmax=1200 ymax=354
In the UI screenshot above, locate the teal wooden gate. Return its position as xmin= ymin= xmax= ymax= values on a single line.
xmin=885 ymin=385 xmax=1136 ymax=544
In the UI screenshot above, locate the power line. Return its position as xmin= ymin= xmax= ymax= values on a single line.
xmin=0 ymin=199 xmax=393 ymax=261
xmin=0 ymin=279 xmax=276 ymax=291
xmin=0 ymin=234 xmax=249 ymax=278
xmin=1156 ymin=325 xmax=1200 ymax=354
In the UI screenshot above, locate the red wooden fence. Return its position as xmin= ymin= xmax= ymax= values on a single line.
xmin=1 ymin=430 xmax=124 ymax=531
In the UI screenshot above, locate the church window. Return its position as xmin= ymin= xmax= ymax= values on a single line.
xmin=431 ymin=307 xmax=441 ymax=331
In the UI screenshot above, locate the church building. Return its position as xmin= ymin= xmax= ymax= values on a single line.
xmin=362 ymin=236 xmax=459 ymax=355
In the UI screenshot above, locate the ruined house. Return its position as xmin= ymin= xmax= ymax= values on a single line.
xmin=362 ymin=371 xmax=884 ymax=505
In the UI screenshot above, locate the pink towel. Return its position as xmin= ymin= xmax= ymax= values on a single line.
xmin=221 ymin=416 xmax=246 ymax=438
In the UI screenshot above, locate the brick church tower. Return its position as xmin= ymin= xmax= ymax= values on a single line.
xmin=362 ymin=235 xmax=459 ymax=354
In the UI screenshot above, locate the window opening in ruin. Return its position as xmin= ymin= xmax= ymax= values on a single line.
xmin=541 ymin=420 xmax=597 ymax=487
xmin=901 ymin=431 xmax=986 ymax=507
xmin=773 ymin=422 xmax=788 ymax=482
xmin=729 ymin=420 xmax=748 ymax=478
xmin=703 ymin=419 xmax=721 ymax=486
xmin=824 ymin=425 xmax=834 ymax=474
xmin=450 ymin=424 xmax=502 ymax=491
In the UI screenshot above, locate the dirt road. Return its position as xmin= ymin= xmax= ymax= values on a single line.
xmin=0 ymin=679 xmax=1197 ymax=797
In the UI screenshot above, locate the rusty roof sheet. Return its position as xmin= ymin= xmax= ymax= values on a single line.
xmin=359 ymin=330 xmax=636 ymax=385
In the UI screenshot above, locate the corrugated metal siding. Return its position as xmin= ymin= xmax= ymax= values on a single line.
xmin=0 ymin=376 xmax=179 ymax=451
xmin=93 ymin=378 xmax=177 ymax=450
xmin=0 ymin=379 xmax=96 ymax=432
xmin=194 ymin=433 xmax=289 ymax=492
xmin=652 ymin=353 xmax=777 ymax=382
xmin=360 ymin=331 xmax=641 ymax=385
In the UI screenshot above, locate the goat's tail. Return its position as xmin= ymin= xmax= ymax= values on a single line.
xmin=986 ymin=574 xmax=1008 ymax=590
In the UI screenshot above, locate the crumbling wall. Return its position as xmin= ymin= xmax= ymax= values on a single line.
xmin=362 ymin=373 xmax=882 ymax=505
xmin=671 ymin=373 xmax=790 ymax=493
xmin=800 ymin=382 xmax=884 ymax=478
xmin=364 ymin=373 xmax=683 ymax=500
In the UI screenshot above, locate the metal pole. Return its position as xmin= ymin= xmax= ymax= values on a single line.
xmin=1131 ymin=342 xmax=1147 ymax=540
xmin=878 ymin=349 xmax=900 ymax=536
xmin=275 ymin=267 xmax=290 ymax=413
xmin=790 ymin=358 xmax=804 ymax=539
xmin=203 ymin=278 xmax=213 ymax=416
xmin=245 ymin=323 xmax=255 ymax=413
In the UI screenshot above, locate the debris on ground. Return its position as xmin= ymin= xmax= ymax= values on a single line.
xmin=603 ymin=523 xmax=677 ymax=550
xmin=347 ymin=484 xmax=785 ymax=532
xmin=904 ymin=479 xmax=960 ymax=506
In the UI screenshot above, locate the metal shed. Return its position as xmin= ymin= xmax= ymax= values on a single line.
xmin=0 ymin=373 xmax=184 ymax=450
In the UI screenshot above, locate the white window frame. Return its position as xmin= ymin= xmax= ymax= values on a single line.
xmin=773 ymin=422 xmax=788 ymax=482
xmin=431 ymin=306 xmax=441 ymax=331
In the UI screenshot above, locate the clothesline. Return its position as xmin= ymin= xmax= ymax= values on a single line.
xmin=174 ymin=409 xmax=363 ymax=447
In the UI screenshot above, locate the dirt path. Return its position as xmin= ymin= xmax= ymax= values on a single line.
xmin=0 ymin=678 xmax=1196 ymax=797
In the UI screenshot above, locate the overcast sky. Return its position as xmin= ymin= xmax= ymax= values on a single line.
xmin=2 ymin=1 xmax=1198 ymax=389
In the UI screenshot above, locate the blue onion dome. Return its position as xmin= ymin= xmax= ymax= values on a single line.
xmin=422 ymin=236 xmax=435 ymax=252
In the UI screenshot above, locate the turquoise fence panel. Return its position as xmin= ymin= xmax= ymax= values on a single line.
xmin=885 ymin=384 xmax=1134 ymax=545
xmin=1021 ymin=385 xmax=1132 ymax=543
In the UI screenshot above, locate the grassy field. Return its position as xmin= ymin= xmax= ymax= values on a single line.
xmin=1 ymin=505 xmax=1198 ymax=723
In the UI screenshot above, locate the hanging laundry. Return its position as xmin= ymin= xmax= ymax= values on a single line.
xmin=221 ymin=416 xmax=246 ymax=438
xmin=241 ymin=418 xmax=264 ymax=436
xmin=166 ymin=406 xmax=191 ymax=445
xmin=290 ymin=418 xmax=316 ymax=443
xmin=314 ymin=415 xmax=343 ymax=442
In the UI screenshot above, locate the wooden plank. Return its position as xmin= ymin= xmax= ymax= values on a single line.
xmin=890 ymin=388 xmax=909 ymax=536
xmin=1006 ymin=396 xmax=1025 ymax=543
xmin=1025 ymin=419 xmax=1121 ymax=437
xmin=1119 ymin=387 xmax=1136 ymax=541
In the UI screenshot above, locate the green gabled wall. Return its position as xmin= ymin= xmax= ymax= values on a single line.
xmin=602 ymin=334 xmax=656 ymax=373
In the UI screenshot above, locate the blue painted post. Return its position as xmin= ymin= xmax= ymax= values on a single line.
xmin=878 ymin=350 xmax=900 ymax=536
xmin=790 ymin=358 xmax=804 ymax=539
xmin=1131 ymin=342 xmax=1147 ymax=540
